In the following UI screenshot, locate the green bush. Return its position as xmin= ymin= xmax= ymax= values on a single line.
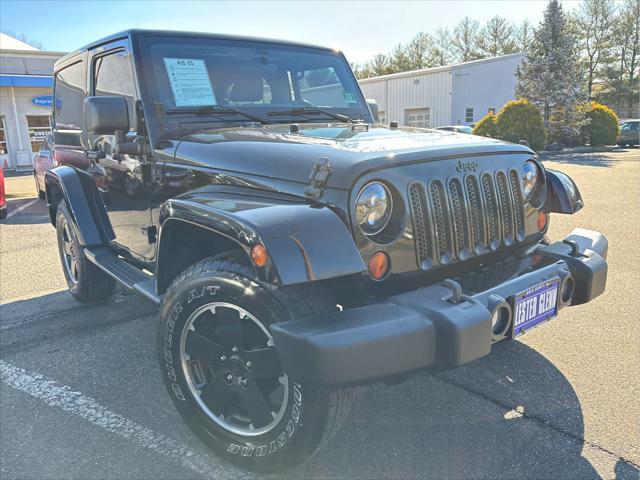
xmin=473 ymin=112 xmax=498 ymax=138
xmin=582 ymin=102 xmax=619 ymax=146
xmin=495 ymin=99 xmax=546 ymax=151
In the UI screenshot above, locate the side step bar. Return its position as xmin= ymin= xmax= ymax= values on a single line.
xmin=84 ymin=247 xmax=161 ymax=305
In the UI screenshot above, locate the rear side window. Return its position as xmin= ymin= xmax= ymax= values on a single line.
xmin=94 ymin=50 xmax=136 ymax=129
xmin=54 ymin=60 xmax=85 ymax=130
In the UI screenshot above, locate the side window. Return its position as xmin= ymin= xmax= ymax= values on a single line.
xmin=27 ymin=115 xmax=52 ymax=153
xmin=465 ymin=107 xmax=474 ymax=123
xmin=296 ymin=67 xmax=348 ymax=107
xmin=94 ymin=50 xmax=136 ymax=129
xmin=54 ymin=60 xmax=85 ymax=130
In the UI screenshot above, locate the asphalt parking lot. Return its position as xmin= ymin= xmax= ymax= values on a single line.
xmin=1 ymin=148 xmax=639 ymax=480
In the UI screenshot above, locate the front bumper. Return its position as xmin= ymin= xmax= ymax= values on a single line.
xmin=271 ymin=228 xmax=608 ymax=386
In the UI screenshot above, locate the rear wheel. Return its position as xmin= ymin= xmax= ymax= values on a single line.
xmin=55 ymin=202 xmax=116 ymax=303
xmin=158 ymin=253 xmax=355 ymax=472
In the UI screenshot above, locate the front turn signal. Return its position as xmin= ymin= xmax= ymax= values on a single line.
xmin=250 ymin=244 xmax=268 ymax=267
xmin=368 ymin=251 xmax=390 ymax=280
xmin=537 ymin=211 xmax=548 ymax=231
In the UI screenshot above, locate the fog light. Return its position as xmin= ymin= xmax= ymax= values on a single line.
xmin=368 ymin=251 xmax=390 ymax=280
xmin=491 ymin=305 xmax=511 ymax=337
xmin=250 ymin=244 xmax=268 ymax=267
xmin=560 ymin=276 xmax=575 ymax=305
xmin=537 ymin=211 xmax=548 ymax=231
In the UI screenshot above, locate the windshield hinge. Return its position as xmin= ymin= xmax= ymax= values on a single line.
xmin=304 ymin=157 xmax=333 ymax=200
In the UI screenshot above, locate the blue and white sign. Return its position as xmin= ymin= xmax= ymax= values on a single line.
xmin=31 ymin=95 xmax=61 ymax=108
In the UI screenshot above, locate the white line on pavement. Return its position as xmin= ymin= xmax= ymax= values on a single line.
xmin=4 ymin=198 xmax=39 ymax=219
xmin=0 ymin=360 xmax=252 ymax=480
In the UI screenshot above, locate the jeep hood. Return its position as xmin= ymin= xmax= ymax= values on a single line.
xmin=169 ymin=124 xmax=532 ymax=190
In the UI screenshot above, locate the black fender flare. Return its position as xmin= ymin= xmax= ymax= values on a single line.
xmin=44 ymin=165 xmax=114 ymax=246
xmin=543 ymin=169 xmax=584 ymax=214
xmin=157 ymin=193 xmax=366 ymax=288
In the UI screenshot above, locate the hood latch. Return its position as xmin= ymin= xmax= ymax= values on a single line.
xmin=304 ymin=157 xmax=333 ymax=200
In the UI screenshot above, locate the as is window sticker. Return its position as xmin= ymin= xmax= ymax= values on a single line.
xmin=343 ymin=91 xmax=357 ymax=104
xmin=163 ymin=58 xmax=216 ymax=107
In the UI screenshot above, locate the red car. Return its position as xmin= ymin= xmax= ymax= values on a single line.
xmin=34 ymin=132 xmax=98 ymax=199
xmin=0 ymin=166 xmax=6 ymax=220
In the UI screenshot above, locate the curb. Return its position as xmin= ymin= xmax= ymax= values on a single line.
xmin=539 ymin=146 xmax=621 ymax=155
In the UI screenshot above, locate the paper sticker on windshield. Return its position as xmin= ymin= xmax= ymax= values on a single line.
xmin=343 ymin=91 xmax=357 ymax=104
xmin=163 ymin=58 xmax=216 ymax=107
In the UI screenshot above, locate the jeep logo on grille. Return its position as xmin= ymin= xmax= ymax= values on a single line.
xmin=456 ymin=160 xmax=479 ymax=173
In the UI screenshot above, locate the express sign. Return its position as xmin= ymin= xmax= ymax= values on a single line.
xmin=31 ymin=95 xmax=61 ymax=108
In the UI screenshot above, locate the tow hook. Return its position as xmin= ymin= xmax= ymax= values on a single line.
xmin=442 ymin=279 xmax=464 ymax=305
xmin=562 ymin=239 xmax=584 ymax=257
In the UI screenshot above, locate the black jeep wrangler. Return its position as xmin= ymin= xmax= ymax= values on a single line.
xmin=46 ymin=30 xmax=608 ymax=472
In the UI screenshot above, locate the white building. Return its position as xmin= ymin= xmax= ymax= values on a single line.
xmin=359 ymin=53 xmax=525 ymax=128
xmin=0 ymin=33 xmax=65 ymax=169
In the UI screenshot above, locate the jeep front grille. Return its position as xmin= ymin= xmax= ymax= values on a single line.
xmin=409 ymin=169 xmax=525 ymax=269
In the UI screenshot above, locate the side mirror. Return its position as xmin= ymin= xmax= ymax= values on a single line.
xmin=84 ymin=96 xmax=134 ymax=155
xmin=84 ymin=96 xmax=130 ymax=135
xmin=366 ymin=99 xmax=380 ymax=123
xmin=544 ymin=169 xmax=584 ymax=214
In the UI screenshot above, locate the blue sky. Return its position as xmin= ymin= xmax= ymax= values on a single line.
xmin=1 ymin=0 xmax=580 ymax=63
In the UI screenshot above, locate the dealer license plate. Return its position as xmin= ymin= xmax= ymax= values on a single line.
xmin=512 ymin=279 xmax=560 ymax=337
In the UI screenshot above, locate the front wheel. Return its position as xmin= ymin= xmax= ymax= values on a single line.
xmin=158 ymin=254 xmax=355 ymax=472
xmin=55 ymin=202 xmax=116 ymax=303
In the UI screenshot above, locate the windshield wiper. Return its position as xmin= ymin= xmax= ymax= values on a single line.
xmin=165 ymin=105 xmax=270 ymax=124
xmin=267 ymin=103 xmax=356 ymax=124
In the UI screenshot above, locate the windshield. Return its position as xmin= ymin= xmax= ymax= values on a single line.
xmin=142 ymin=36 xmax=369 ymax=124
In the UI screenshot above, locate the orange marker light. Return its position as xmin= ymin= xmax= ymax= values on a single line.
xmin=537 ymin=211 xmax=548 ymax=231
xmin=368 ymin=251 xmax=390 ymax=280
xmin=251 ymin=244 xmax=268 ymax=267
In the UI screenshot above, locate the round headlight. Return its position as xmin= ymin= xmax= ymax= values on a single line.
xmin=522 ymin=160 xmax=540 ymax=198
xmin=356 ymin=182 xmax=392 ymax=235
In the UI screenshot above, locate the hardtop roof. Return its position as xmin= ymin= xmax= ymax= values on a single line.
xmin=55 ymin=29 xmax=338 ymax=69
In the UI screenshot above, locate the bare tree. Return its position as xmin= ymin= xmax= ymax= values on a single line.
xmin=451 ymin=17 xmax=482 ymax=62
xmin=478 ymin=16 xmax=518 ymax=56
xmin=389 ymin=43 xmax=413 ymax=72
xmin=574 ymin=0 xmax=617 ymax=98
xmin=433 ymin=27 xmax=453 ymax=66
xmin=515 ymin=19 xmax=534 ymax=51
xmin=406 ymin=32 xmax=437 ymax=69
xmin=370 ymin=53 xmax=392 ymax=76
xmin=0 ymin=30 xmax=43 ymax=49
xmin=351 ymin=61 xmax=372 ymax=79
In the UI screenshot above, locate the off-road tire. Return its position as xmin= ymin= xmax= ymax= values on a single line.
xmin=158 ymin=252 xmax=356 ymax=472
xmin=55 ymin=202 xmax=116 ymax=303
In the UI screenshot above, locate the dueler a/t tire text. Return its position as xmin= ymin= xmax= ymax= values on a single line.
xmin=157 ymin=253 xmax=355 ymax=472
xmin=55 ymin=202 xmax=116 ymax=303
